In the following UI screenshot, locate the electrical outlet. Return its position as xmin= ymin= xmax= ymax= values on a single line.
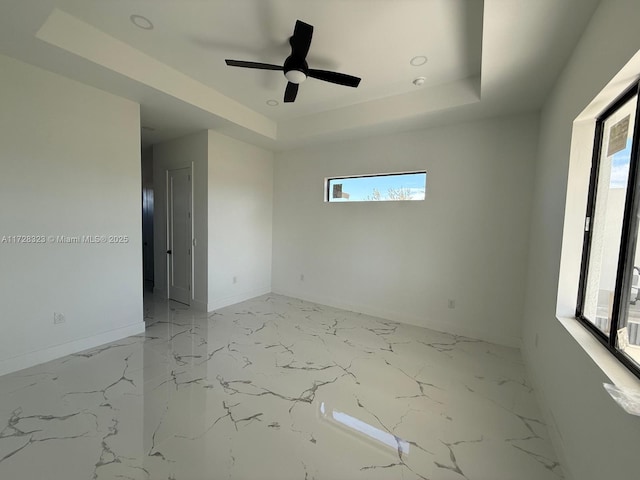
xmin=300 ymin=274 xmax=304 ymax=281
xmin=448 ymin=299 xmax=456 ymax=309
xmin=233 ymin=276 xmax=237 ymax=284
xmin=53 ymin=312 xmax=65 ymax=324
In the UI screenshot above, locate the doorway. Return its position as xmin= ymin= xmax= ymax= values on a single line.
xmin=167 ymin=166 xmax=192 ymax=305
xmin=141 ymin=147 xmax=154 ymax=292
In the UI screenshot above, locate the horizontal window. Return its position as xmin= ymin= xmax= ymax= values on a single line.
xmin=326 ymin=171 xmax=426 ymax=203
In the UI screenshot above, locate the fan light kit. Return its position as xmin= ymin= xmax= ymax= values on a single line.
xmin=130 ymin=14 xmax=153 ymax=30
xmin=285 ymin=70 xmax=307 ymax=84
xmin=225 ymin=20 xmax=361 ymax=103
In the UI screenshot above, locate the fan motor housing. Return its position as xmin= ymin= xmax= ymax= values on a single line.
xmin=284 ymin=56 xmax=308 ymax=83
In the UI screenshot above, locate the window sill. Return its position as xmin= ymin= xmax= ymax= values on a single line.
xmin=558 ymin=316 xmax=640 ymax=392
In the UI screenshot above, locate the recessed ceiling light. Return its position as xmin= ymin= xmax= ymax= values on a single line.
xmin=266 ymin=99 xmax=279 ymax=107
xmin=130 ymin=14 xmax=153 ymax=30
xmin=410 ymin=55 xmax=428 ymax=66
xmin=413 ymin=77 xmax=426 ymax=86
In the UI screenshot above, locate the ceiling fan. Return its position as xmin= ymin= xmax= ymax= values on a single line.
xmin=225 ymin=20 xmax=361 ymax=103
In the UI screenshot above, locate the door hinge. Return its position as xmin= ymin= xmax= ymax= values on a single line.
xmin=585 ymin=216 xmax=591 ymax=232
xmin=188 ymin=211 xmax=191 ymax=219
xmin=188 ymin=284 xmax=191 ymax=291
xmin=188 ymin=174 xmax=191 ymax=181
xmin=188 ymin=248 xmax=191 ymax=255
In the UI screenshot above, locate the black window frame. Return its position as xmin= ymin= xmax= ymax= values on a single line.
xmin=576 ymin=81 xmax=640 ymax=380
xmin=325 ymin=170 xmax=427 ymax=203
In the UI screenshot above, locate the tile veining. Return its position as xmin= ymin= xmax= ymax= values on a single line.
xmin=0 ymin=294 xmax=562 ymax=479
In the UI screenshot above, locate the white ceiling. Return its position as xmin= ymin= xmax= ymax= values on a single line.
xmin=0 ymin=0 xmax=600 ymax=150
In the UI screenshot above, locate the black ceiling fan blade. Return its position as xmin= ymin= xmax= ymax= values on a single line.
xmin=308 ymin=69 xmax=361 ymax=87
xmin=284 ymin=82 xmax=299 ymax=103
xmin=225 ymin=59 xmax=283 ymax=70
xmin=290 ymin=20 xmax=313 ymax=60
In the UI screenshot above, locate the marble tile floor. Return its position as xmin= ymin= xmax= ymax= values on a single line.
xmin=0 ymin=294 xmax=562 ymax=480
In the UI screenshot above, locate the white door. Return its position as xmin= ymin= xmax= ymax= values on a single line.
xmin=167 ymin=167 xmax=192 ymax=305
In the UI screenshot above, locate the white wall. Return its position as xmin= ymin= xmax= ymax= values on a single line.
xmin=153 ymin=132 xmax=208 ymax=310
xmin=522 ymin=1 xmax=640 ymax=479
xmin=273 ymin=114 xmax=539 ymax=347
xmin=207 ymin=131 xmax=273 ymax=310
xmin=0 ymin=54 xmax=144 ymax=375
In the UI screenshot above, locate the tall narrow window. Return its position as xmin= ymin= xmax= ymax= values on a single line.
xmin=577 ymin=82 xmax=640 ymax=377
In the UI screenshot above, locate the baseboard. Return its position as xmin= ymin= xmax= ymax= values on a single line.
xmin=0 ymin=322 xmax=146 ymax=377
xmin=521 ymin=344 xmax=574 ymax=480
xmin=271 ymin=288 xmax=521 ymax=348
xmin=208 ymin=286 xmax=271 ymax=312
